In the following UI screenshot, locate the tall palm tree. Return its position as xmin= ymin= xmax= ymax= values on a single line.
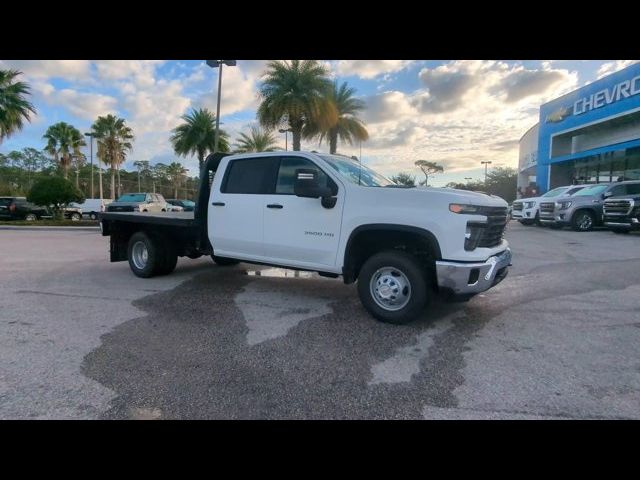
xmin=43 ymin=122 xmax=86 ymax=179
xmin=170 ymin=108 xmax=229 ymax=172
xmin=0 ymin=70 xmax=36 ymax=144
xmin=303 ymin=81 xmax=369 ymax=154
xmin=233 ymin=125 xmax=280 ymax=153
xmin=165 ymin=162 xmax=188 ymax=199
xmin=91 ymin=114 xmax=134 ymax=199
xmin=257 ymin=60 xmax=337 ymax=152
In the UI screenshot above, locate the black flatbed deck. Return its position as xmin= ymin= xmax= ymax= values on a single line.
xmin=99 ymin=211 xmax=198 ymax=228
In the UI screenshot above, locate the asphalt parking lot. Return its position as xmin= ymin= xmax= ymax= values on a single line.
xmin=1 ymin=222 xmax=639 ymax=419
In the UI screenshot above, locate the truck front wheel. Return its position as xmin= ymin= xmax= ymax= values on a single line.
xmin=127 ymin=231 xmax=164 ymax=278
xmin=357 ymin=250 xmax=430 ymax=325
xmin=571 ymin=210 xmax=595 ymax=232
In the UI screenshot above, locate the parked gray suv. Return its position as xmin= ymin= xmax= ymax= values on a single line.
xmin=539 ymin=182 xmax=640 ymax=231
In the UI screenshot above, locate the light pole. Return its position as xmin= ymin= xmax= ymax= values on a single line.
xmin=279 ymin=128 xmax=292 ymax=151
xmin=206 ymin=60 xmax=237 ymax=153
xmin=84 ymin=132 xmax=94 ymax=198
xmin=481 ymin=161 xmax=492 ymax=187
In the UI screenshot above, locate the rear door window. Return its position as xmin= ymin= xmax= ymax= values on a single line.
xmin=0 ymin=198 xmax=12 ymax=207
xmin=222 ymin=157 xmax=280 ymax=194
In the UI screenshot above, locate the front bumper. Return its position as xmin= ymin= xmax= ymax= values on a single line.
xmin=513 ymin=208 xmax=537 ymax=221
xmin=435 ymin=248 xmax=512 ymax=296
xmin=604 ymin=217 xmax=640 ymax=230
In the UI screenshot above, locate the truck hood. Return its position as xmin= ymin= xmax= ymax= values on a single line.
xmin=385 ymin=186 xmax=508 ymax=207
xmin=564 ymin=194 xmax=600 ymax=206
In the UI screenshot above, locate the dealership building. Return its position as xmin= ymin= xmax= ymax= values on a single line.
xmin=518 ymin=62 xmax=640 ymax=194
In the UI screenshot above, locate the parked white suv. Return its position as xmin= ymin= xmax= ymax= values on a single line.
xmin=70 ymin=198 xmax=113 ymax=220
xmin=511 ymin=185 xmax=585 ymax=226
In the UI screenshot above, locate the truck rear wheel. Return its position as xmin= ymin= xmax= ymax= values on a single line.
xmin=128 ymin=232 xmax=163 ymax=278
xmin=357 ymin=250 xmax=429 ymax=325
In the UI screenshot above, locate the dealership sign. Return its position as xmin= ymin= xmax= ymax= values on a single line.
xmin=546 ymin=73 xmax=640 ymax=123
xmin=574 ymin=75 xmax=640 ymax=115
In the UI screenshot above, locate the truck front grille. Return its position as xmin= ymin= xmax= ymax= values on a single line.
xmin=603 ymin=199 xmax=633 ymax=216
xmin=107 ymin=205 xmax=135 ymax=212
xmin=512 ymin=202 xmax=523 ymax=211
xmin=476 ymin=206 xmax=508 ymax=248
xmin=540 ymin=202 xmax=555 ymax=214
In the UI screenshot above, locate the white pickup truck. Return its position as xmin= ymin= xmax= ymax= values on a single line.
xmin=99 ymin=152 xmax=511 ymax=324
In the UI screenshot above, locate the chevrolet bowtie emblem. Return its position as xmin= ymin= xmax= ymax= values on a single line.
xmin=545 ymin=105 xmax=573 ymax=123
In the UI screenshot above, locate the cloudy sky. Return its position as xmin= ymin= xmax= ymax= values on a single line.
xmin=0 ymin=59 xmax=636 ymax=186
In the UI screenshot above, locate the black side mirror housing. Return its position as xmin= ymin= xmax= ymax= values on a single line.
xmin=294 ymin=168 xmax=336 ymax=208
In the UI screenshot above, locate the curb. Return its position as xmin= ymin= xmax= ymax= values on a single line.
xmin=0 ymin=225 xmax=100 ymax=231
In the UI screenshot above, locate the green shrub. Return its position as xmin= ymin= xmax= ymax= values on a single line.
xmin=28 ymin=177 xmax=84 ymax=219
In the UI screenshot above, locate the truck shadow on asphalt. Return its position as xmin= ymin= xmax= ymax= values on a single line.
xmin=81 ymin=263 xmax=497 ymax=419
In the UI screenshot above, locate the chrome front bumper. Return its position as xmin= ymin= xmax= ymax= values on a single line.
xmin=435 ymin=248 xmax=512 ymax=296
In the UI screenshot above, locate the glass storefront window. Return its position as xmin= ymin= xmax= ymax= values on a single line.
xmin=569 ymin=147 xmax=640 ymax=183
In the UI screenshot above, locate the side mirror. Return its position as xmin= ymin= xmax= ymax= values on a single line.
xmin=603 ymin=191 xmax=613 ymax=199
xmin=293 ymin=168 xmax=336 ymax=208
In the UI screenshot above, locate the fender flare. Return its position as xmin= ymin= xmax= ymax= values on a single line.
xmin=342 ymin=224 xmax=442 ymax=283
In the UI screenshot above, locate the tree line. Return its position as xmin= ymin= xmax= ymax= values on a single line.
xmin=1 ymin=61 xmax=515 ymax=203
xmin=390 ymin=165 xmax=518 ymax=203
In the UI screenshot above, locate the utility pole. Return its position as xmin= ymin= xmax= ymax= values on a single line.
xmin=481 ymin=161 xmax=492 ymax=187
xmin=206 ymin=60 xmax=237 ymax=152
xmin=84 ymin=133 xmax=94 ymax=198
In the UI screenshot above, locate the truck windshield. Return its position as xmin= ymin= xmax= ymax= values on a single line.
xmin=116 ymin=194 xmax=146 ymax=202
xmin=541 ymin=187 xmax=569 ymax=198
xmin=318 ymin=155 xmax=395 ymax=187
xmin=572 ymin=184 xmax=609 ymax=196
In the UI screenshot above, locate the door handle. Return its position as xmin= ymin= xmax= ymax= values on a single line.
xmin=212 ymin=202 xmax=225 ymax=206
xmin=266 ymin=204 xmax=283 ymax=209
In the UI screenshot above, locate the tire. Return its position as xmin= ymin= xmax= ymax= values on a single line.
xmin=571 ymin=210 xmax=595 ymax=232
xmin=519 ymin=219 xmax=534 ymax=226
xmin=25 ymin=213 xmax=37 ymax=221
xmin=89 ymin=212 xmax=98 ymax=220
xmin=187 ymin=253 xmax=203 ymax=259
xmin=70 ymin=213 xmax=81 ymax=221
xmin=127 ymin=231 xmax=163 ymax=278
xmin=211 ymin=255 xmax=240 ymax=266
xmin=357 ymin=250 xmax=429 ymax=325
xmin=150 ymin=232 xmax=178 ymax=275
xmin=611 ymin=228 xmax=630 ymax=234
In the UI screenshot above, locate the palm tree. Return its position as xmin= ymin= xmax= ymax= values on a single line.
xmin=170 ymin=108 xmax=229 ymax=172
xmin=257 ymin=60 xmax=337 ymax=152
xmin=233 ymin=125 xmax=280 ymax=153
xmin=0 ymin=70 xmax=36 ymax=144
xmin=303 ymin=81 xmax=369 ymax=154
xmin=91 ymin=114 xmax=134 ymax=199
xmin=165 ymin=162 xmax=188 ymax=198
xmin=43 ymin=122 xmax=86 ymax=179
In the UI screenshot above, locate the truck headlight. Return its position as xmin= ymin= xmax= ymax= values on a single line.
xmin=557 ymin=201 xmax=572 ymax=210
xmin=524 ymin=201 xmax=536 ymax=209
xmin=450 ymin=204 xmax=479 ymax=214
